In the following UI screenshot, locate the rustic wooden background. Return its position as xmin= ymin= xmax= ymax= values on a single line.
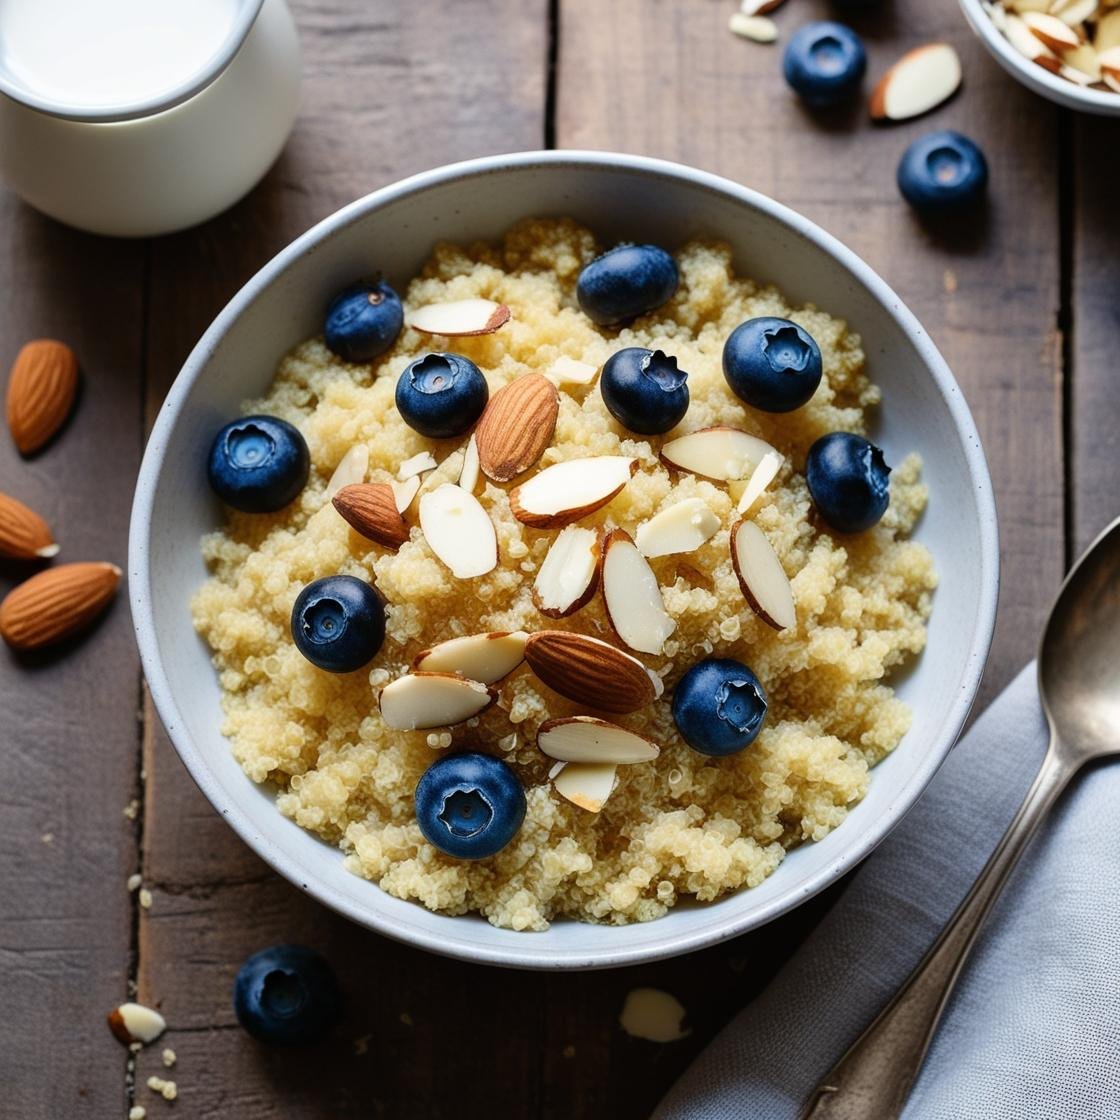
xmin=2 ymin=0 xmax=1116 ymax=1115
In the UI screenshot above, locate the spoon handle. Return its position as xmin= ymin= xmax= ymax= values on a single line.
xmin=799 ymin=744 xmax=1071 ymax=1120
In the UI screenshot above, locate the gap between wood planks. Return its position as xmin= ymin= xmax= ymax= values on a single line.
xmin=1057 ymin=107 xmax=1075 ymax=573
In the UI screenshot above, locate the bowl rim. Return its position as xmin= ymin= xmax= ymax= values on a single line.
xmin=129 ymin=149 xmax=1000 ymax=969
xmin=959 ymin=0 xmax=1120 ymax=117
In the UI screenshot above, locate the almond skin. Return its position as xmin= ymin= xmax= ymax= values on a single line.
xmin=474 ymin=373 xmax=559 ymax=482
xmin=0 ymin=492 xmax=58 ymax=560
xmin=0 ymin=561 xmax=120 ymax=650
xmin=523 ymin=630 xmax=657 ymax=714
xmin=6 ymin=340 xmax=79 ymax=455
xmin=332 ymin=483 xmax=411 ymax=550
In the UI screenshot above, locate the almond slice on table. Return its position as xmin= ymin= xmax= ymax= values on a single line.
xmin=730 ymin=519 xmax=796 ymax=632
xmin=736 ymin=449 xmax=784 ymax=516
xmin=729 ymin=13 xmax=779 ymax=42
xmin=524 ymin=630 xmax=660 ymax=713
xmin=407 ymin=299 xmax=511 ymax=337
xmin=325 ymin=444 xmax=369 ymax=499
xmin=459 ymin=435 xmax=481 ymax=493
xmin=6 ymin=339 xmax=79 ymax=456
xmin=601 ymin=529 xmax=676 ymax=655
xmin=741 ymin=0 xmax=786 ymax=13
xmin=0 ymin=561 xmax=120 ymax=650
xmin=411 ymin=630 xmax=529 ymax=684
xmin=0 ymin=491 xmax=59 ymax=560
xmin=533 ymin=525 xmax=601 ymax=618
xmin=1022 ymin=9 xmax=1082 ymax=50
xmin=510 ymin=456 xmax=638 ymax=529
xmin=870 ymin=43 xmax=962 ymax=122
xmin=538 ymin=716 xmax=659 ymax=764
xmin=390 ymin=474 xmax=422 ymax=514
xmin=332 ymin=483 xmax=411 ymax=550
xmin=552 ymin=761 xmax=618 ymax=813
xmin=418 ymin=483 xmax=497 ymax=579
xmin=474 ymin=373 xmax=559 ymax=482
xmin=378 ymin=672 xmax=496 ymax=730
xmin=107 ymin=1002 xmax=166 ymax=1047
xmin=544 ymin=356 xmax=599 ymax=388
xmin=397 ymin=451 xmax=438 ymax=480
xmin=635 ymin=498 xmax=721 ymax=559
xmin=660 ymin=428 xmax=777 ymax=483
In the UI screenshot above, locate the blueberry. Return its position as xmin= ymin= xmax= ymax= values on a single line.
xmin=783 ymin=22 xmax=866 ymax=108
xmin=233 ymin=945 xmax=341 ymax=1046
xmin=291 ymin=575 xmax=385 ymax=672
xmin=207 ymin=415 xmax=310 ymax=513
xmin=672 ymin=658 xmax=768 ymax=757
xmin=395 ymin=352 xmax=488 ymax=439
xmin=577 ymin=244 xmax=679 ymax=327
xmin=415 ymin=752 xmax=526 ymax=860
xmin=897 ymin=130 xmax=988 ymax=215
xmin=723 ymin=318 xmax=823 ymax=413
xmin=600 ymin=347 xmax=690 ymax=435
xmin=324 ymin=280 xmax=403 ymax=364
xmin=805 ymin=431 xmax=891 ymax=533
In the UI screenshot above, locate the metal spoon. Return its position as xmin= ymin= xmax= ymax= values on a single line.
xmin=801 ymin=514 xmax=1120 ymax=1119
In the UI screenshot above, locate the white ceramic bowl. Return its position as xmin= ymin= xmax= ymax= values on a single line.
xmin=960 ymin=0 xmax=1120 ymax=116
xmin=130 ymin=151 xmax=999 ymax=970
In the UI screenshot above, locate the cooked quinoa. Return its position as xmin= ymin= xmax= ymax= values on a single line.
xmin=191 ymin=219 xmax=936 ymax=931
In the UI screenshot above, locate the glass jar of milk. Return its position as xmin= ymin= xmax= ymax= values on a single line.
xmin=0 ymin=0 xmax=300 ymax=236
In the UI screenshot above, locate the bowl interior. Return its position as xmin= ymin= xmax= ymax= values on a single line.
xmin=132 ymin=153 xmax=997 ymax=969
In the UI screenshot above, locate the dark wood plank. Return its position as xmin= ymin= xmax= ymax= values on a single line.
xmin=0 ymin=205 xmax=145 ymax=1112
xmin=557 ymin=0 xmax=1064 ymax=708
xmin=1070 ymin=116 xmax=1120 ymax=556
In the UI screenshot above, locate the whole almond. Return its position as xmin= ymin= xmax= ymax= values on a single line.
xmin=7 ymin=340 xmax=79 ymax=455
xmin=474 ymin=373 xmax=559 ymax=482
xmin=332 ymin=483 xmax=411 ymax=550
xmin=0 ymin=561 xmax=120 ymax=650
xmin=0 ymin=492 xmax=59 ymax=560
xmin=524 ymin=630 xmax=658 ymax=714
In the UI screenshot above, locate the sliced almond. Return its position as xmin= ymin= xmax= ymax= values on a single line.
xmin=544 ymin=355 xmax=599 ymax=388
xmin=533 ymin=526 xmax=601 ymax=618
xmin=418 ymin=483 xmax=497 ymax=579
xmin=459 ymin=435 xmax=481 ymax=493
xmin=0 ymin=491 xmax=58 ymax=560
xmin=1051 ymin=0 xmax=1099 ymax=25
xmin=729 ymin=12 xmax=778 ymax=41
xmin=1022 ymin=9 xmax=1082 ymax=49
xmin=741 ymin=0 xmax=786 ymax=13
xmin=619 ymin=989 xmax=690 ymax=1043
xmin=736 ymin=449 xmax=784 ymax=516
xmin=0 ymin=561 xmax=120 ymax=650
xmin=1060 ymin=60 xmax=1096 ymax=82
xmin=552 ymin=761 xmax=618 ymax=813
xmin=510 ymin=456 xmax=637 ymax=529
xmin=1095 ymin=8 xmax=1120 ymax=53
xmin=1098 ymin=43 xmax=1120 ymax=77
xmin=378 ymin=672 xmax=496 ymax=730
xmin=601 ymin=530 xmax=675 ymax=655
xmin=1105 ymin=72 xmax=1120 ymax=91
xmin=1061 ymin=40 xmax=1102 ymax=78
xmin=407 ymin=299 xmax=510 ymax=337
xmin=398 ymin=451 xmax=438 ymax=480
xmin=870 ymin=43 xmax=962 ymax=121
xmin=474 ymin=373 xmax=559 ymax=482
xmin=411 ymin=630 xmax=528 ymax=683
xmin=325 ymin=444 xmax=369 ymax=499
xmin=730 ymin=518 xmax=796 ymax=631
xmin=390 ymin=474 xmax=421 ymax=513
xmin=6 ymin=339 xmax=79 ymax=456
xmin=1007 ymin=0 xmax=1052 ymax=11
xmin=332 ymin=483 xmax=410 ymax=550
xmin=538 ymin=716 xmax=659 ymax=764
xmin=660 ymin=427 xmax=777 ymax=483
xmin=635 ymin=498 xmax=720 ymax=559
xmin=1005 ymin=12 xmax=1062 ymax=61
xmin=107 ymin=1002 xmax=167 ymax=1047
xmin=524 ymin=630 xmax=657 ymax=714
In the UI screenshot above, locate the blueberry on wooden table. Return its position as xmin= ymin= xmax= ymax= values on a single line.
xmin=806 ymin=431 xmax=891 ymax=533
xmin=723 ymin=317 xmax=823 ymax=413
xmin=395 ymin=352 xmax=488 ymax=438
xmin=783 ymin=22 xmax=867 ymax=108
xmin=600 ymin=347 xmax=690 ymax=435
xmin=233 ymin=945 xmax=341 ymax=1046
xmin=576 ymin=243 xmax=679 ymax=327
xmin=207 ymin=415 xmax=309 ymax=513
xmin=291 ymin=575 xmax=385 ymax=673
xmin=897 ymin=130 xmax=989 ymax=215
xmin=671 ymin=658 xmax=768 ymax=757
xmin=415 ymin=752 xmax=526 ymax=860
xmin=324 ymin=279 xmax=403 ymax=363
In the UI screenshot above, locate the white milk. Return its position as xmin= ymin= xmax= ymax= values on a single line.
xmin=0 ymin=0 xmax=240 ymax=108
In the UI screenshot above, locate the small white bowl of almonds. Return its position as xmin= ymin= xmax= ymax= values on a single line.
xmin=962 ymin=0 xmax=1120 ymax=113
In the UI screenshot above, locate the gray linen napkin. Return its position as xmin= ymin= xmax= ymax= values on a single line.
xmin=653 ymin=664 xmax=1120 ymax=1119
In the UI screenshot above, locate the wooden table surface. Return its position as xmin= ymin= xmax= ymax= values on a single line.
xmin=2 ymin=0 xmax=1117 ymax=1115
